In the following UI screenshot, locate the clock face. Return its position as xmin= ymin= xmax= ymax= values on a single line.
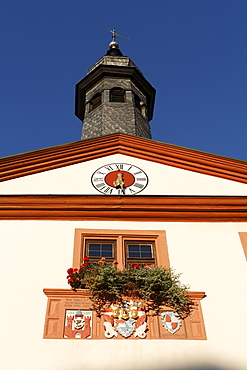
xmin=91 ymin=163 xmax=148 ymax=195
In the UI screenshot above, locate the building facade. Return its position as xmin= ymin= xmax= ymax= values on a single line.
xmin=0 ymin=39 xmax=247 ymax=370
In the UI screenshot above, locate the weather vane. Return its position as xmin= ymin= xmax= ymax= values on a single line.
xmin=107 ymin=28 xmax=129 ymax=42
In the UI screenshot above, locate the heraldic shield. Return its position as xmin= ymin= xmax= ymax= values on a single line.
xmin=64 ymin=310 xmax=92 ymax=338
xmin=103 ymin=300 xmax=147 ymax=339
xmin=161 ymin=312 xmax=182 ymax=334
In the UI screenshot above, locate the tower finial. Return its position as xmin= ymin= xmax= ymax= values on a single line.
xmin=107 ymin=28 xmax=129 ymax=52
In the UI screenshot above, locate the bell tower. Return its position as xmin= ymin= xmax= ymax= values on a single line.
xmin=75 ymin=31 xmax=156 ymax=139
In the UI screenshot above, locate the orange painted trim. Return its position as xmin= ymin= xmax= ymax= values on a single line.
xmin=1 ymin=134 xmax=247 ymax=183
xmin=0 ymin=195 xmax=247 ymax=221
xmin=43 ymin=288 xmax=206 ymax=340
xmin=72 ymin=228 xmax=170 ymax=269
xmin=239 ymin=232 xmax=247 ymax=261
xmin=43 ymin=288 xmax=89 ymax=297
xmin=43 ymin=288 xmax=205 ymax=300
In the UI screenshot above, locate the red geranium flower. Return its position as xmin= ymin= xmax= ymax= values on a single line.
xmin=113 ymin=260 xmax=118 ymax=264
xmin=101 ymin=257 xmax=106 ymax=261
xmin=81 ymin=263 xmax=88 ymax=268
xmin=68 ymin=279 xmax=74 ymax=284
xmin=67 ymin=268 xmax=74 ymax=275
xmin=83 ymin=256 xmax=89 ymax=261
xmin=73 ymin=268 xmax=78 ymax=272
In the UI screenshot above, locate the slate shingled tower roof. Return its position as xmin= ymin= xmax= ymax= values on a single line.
xmin=75 ymin=39 xmax=156 ymax=140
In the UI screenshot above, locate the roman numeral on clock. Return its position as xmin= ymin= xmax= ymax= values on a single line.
xmin=95 ymin=183 xmax=106 ymax=189
xmin=115 ymin=164 xmax=123 ymax=170
xmin=103 ymin=187 xmax=113 ymax=194
xmin=133 ymin=183 xmax=144 ymax=189
xmin=96 ymin=171 xmax=105 ymax=175
xmin=104 ymin=165 xmax=113 ymax=171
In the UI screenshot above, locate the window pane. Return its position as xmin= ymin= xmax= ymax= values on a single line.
xmin=101 ymin=244 xmax=113 ymax=257
xmin=88 ymin=243 xmax=101 ymax=257
xmin=88 ymin=243 xmax=113 ymax=257
xmin=128 ymin=245 xmax=140 ymax=257
xmin=128 ymin=244 xmax=152 ymax=258
xmin=140 ymin=245 xmax=152 ymax=258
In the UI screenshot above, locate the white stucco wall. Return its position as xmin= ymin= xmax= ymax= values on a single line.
xmin=0 ymin=153 xmax=247 ymax=195
xmin=1 ymin=219 xmax=247 ymax=370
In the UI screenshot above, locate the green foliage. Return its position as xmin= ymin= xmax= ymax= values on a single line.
xmin=67 ymin=260 xmax=193 ymax=317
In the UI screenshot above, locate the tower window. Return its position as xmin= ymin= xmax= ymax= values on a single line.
xmin=134 ymin=94 xmax=142 ymax=113
xmin=110 ymin=88 xmax=125 ymax=103
xmin=134 ymin=93 xmax=146 ymax=117
xmin=89 ymin=93 xmax=101 ymax=112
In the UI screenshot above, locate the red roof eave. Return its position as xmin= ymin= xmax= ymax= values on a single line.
xmin=0 ymin=133 xmax=247 ymax=184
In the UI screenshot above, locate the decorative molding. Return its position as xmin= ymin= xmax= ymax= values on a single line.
xmin=43 ymin=289 xmax=206 ymax=340
xmin=1 ymin=134 xmax=247 ymax=183
xmin=72 ymin=228 xmax=170 ymax=269
xmin=0 ymin=195 xmax=247 ymax=221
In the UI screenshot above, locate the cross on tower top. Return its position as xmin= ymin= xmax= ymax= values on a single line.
xmin=107 ymin=28 xmax=129 ymax=42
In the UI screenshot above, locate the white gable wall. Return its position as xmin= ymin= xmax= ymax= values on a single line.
xmin=0 ymin=219 xmax=247 ymax=370
xmin=0 ymin=154 xmax=247 ymax=195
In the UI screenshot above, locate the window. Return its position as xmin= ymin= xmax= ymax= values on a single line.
xmin=134 ymin=93 xmax=142 ymax=112
xmin=88 ymin=92 xmax=101 ymax=112
xmin=134 ymin=93 xmax=147 ymax=117
xmin=125 ymin=240 xmax=156 ymax=267
xmin=85 ymin=239 xmax=116 ymax=263
xmin=109 ymin=88 xmax=125 ymax=102
xmin=73 ymin=229 xmax=169 ymax=269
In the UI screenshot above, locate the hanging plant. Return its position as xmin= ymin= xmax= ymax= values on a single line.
xmin=67 ymin=258 xmax=194 ymax=317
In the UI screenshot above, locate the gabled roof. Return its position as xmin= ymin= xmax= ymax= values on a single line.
xmin=0 ymin=133 xmax=247 ymax=184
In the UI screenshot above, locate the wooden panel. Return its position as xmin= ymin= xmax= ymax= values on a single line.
xmin=44 ymin=297 xmax=63 ymax=338
xmin=45 ymin=319 xmax=60 ymax=337
xmin=186 ymin=298 xmax=207 ymax=340
xmin=48 ymin=299 xmax=60 ymax=317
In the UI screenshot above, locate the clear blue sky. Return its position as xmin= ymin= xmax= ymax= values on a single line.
xmin=1 ymin=0 xmax=247 ymax=161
